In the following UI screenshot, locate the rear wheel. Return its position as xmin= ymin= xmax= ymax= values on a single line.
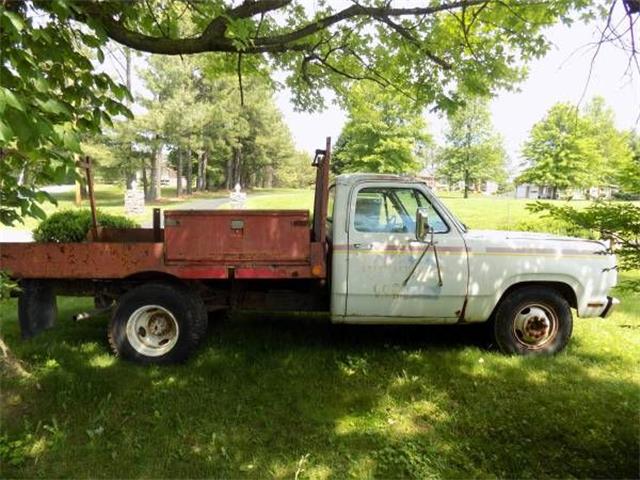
xmin=492 ymin=287 xmax=573 ymax=355
xmin=108 ymin=283 xmax=207 ymax=364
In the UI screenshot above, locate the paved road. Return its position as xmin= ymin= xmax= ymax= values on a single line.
xmin=142 ymin=196 xmax=232 ymax=227
xmin=0 ymin=229 xmax=33 ymax=242
xmin=168 ymin=196 xmax=230 ymax=210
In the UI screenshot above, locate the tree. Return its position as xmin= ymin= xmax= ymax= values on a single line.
xmin=0 ymin=0 xmax=616 ymax=224
xmin=582 ymin=97 xmax=634 ymax=187
xmin=437 ymin=97 xmax=507 ymax=198
xmin=517 ymin=100 xmax=633 ymax=199
xmin=134 ymin=55 xmax=299 ymax=193
xmin=333 ymin=84 xmax=430 ymax=175
xmin=0 ymin=3 xmax=131 ymax=225
xmin=517 ymin=103 xmax=598 ymax=199
xmin=48 ymin=1 xmax=602 ymax=111
xmin=618 ymin=131 xmax=640 ymax=194
xmin=275 ymin=150 xmax=315 ymax=188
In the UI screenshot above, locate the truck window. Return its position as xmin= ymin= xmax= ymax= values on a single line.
xmin=395 ymin=188 xmax=448 ymax=233
xmin=354 ymin=187 xmax=448 ymax=234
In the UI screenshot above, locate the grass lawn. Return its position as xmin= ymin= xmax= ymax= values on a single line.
xmin=242 ymin=189 xmax=601 ymax=231
xmin=231 ymin=189 xmax=315 ymax=212
xmin=1 ymin=188 xmax=638 ymax=478
xmin=1 ymin=278 xmax=638 ymax=478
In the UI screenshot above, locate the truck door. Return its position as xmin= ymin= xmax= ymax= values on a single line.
xmin=345 ymin=184 xmax=468 ymax=322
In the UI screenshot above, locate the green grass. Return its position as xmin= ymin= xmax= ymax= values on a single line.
xmin=1 ymin=277 xmax=638 ymax=478
xmin=232 ymin=189 xmax=315 ymax=212
xmin=242 ymin=189 xmax=588 ymax=231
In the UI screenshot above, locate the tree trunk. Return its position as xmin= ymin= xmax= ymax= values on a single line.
xmin=176 ymin=148 xmax=183 ymax=197
xmin=463 ymin=170 xmax=469 ymax=199
xmin=201 ymin=149 xmax=208 ymax=190
xmin=265 ymin=164 xmax=274 ymax=188
xmin=124 ymin=50 xmax=135 ymax=190
xmin=186 ymin=148 xmax=193 ymax=195
xmin=149 ymin=147 xmax=162 ymax=201
xmin=226 ymin=155 xmax=233 ymax=190
xmin=141 ymin=159 xmax=148 ymax=200
xmin=234 ymin=147 xmax=242 ymax=187
xmin=195 ymin=151 xmax=202 ymax=191
xmin=125 ymin=171 xmax=135 ymax=190
xmin=230 ymin=147 xmax=242 ymax=188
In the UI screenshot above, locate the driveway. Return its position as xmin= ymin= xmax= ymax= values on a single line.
xmin=142 ymin=196 xmax=233 ymax=227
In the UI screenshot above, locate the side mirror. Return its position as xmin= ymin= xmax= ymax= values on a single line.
xmin=415 ymin=207 xmax=431 ymax=241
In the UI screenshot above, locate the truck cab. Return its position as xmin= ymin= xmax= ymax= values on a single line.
xmin=329 ymin=174 xmax=468 ymax=323
xmin=326 ymin=173 xmax=618 ymax=354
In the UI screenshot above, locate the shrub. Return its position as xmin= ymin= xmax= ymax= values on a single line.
xmin=528 ymin=201 xmax=640 ymax=291
xmin=612 ymin=191 xmax=640 ymax=201
xmin=33 ymin=210 xmax=139 ymax=243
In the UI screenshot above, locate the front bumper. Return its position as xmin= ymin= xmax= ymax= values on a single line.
xmin=600 ymin=296 xmax=620 ymax=318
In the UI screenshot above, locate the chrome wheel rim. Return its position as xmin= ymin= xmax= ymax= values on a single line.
xmin=512 ymin=303 xmax=558 ymax=349
xmin=126 ymin=305 xmax=179 ymax=357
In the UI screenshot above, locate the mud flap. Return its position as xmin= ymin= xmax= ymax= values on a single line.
xmin=18 ymin=280 xmax=57 ymax=339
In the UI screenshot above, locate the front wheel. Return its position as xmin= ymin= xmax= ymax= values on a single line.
xmin=492 ymin=287 xmax=573 ymax=355
xmin=108 ymin=283 xmax=207 ymax=364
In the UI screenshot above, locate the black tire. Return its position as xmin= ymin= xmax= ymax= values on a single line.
xmin=492 ymin=286 xmax=573 ymax=355
xmin=18 ymin=280 xmax=57 ymax=339
xmin=108 ymin=283 xmax=207 ymax=364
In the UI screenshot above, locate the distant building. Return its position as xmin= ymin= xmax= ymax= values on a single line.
xmin=482 ymin=181 xmax=499 ymax=195
xmin=515 ymin=183 xmax=618 ymax=200
xmin=416 ymin=168 xmax=437 ymax=189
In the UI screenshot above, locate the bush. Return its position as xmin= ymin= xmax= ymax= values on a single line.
xmin=33 ymin=210 xmax=139 ymax=243
xmin=612 ymin=191 xmax=640 ymax=201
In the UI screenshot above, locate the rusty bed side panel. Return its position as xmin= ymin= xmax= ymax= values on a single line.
xmin=0 ymin=241 xmax=327 ymax=280
xmin=164 ymin=210 xmax=311 ymax=263
xmin=0 ymin=242 xmax=165 ymax=279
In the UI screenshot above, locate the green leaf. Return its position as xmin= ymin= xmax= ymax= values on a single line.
xmin=121 ymin=106 xmax=134 ymax=120
xmin=63 ymin=130 xmax=81 ymax=153
xmin=34 ymin=77 xmax=49 ymax=93
xmin=96 ymin=48 xmax=105 ymax=63
xmin=36 ymin=99 xmax=71 ymax=116
xmin=0 ymin=119 xmax=14 ymax=142
xmin=0 ymin=88 xmax=24 ymax=112
xmin=3 ymin=11 xmax=24 ymax=33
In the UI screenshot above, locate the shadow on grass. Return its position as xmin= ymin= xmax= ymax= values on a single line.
xmin=1 ymin=299 xmax=638 ymax=479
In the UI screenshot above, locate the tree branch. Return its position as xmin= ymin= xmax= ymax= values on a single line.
xmin=373 ymin=14 xmax=452 ymax=70
xmin=79 ymin=0 xmax=490 ymax=55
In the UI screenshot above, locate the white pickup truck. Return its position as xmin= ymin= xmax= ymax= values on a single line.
xmin=3 ymin=145 xmax=619 ymax=363
xmin=327 ymin=173 xmax=618 ymax=355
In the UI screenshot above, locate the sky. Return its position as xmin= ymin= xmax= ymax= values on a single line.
xmin=274 ymin=17 xmax=639 ymax=167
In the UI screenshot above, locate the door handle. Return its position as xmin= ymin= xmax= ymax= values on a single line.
xmin=352 ymin=243 xmax=372 ymax=250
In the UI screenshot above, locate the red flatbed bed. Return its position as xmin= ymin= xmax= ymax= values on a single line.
xmin=0 ymin=210 xmax=327 ymax=280
xmin=0 ymin=137 xmax=332 ymax=362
